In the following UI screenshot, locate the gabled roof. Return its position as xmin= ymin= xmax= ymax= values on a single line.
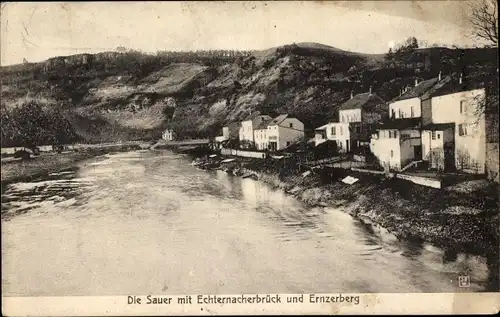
xmin=339 ymin=92 xmax=386 ymax=111
xmin=376 ymin=118 xmax=421 ymax=130
xmin=254 ymin=118 xmax=273 ymax=130
xmin=391 ymin=77 xmax=440 ymax=102
xmin=242 ymin=111 xmax=263 ymax=121
xmin=268 ymin=114 xmax=289 ymax=126
xmin=315 ymin=124 xmax=329 ymax=130
xmin=425 ymin=77 xmax=485 ymax=99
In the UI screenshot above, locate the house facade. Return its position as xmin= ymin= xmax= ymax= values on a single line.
xmin=239 ymin=114 xmax=272 ymax=147
xmin=425 ymin=87 xmax=487 ymax=174
xmin=266 ymin=115 xmax=305 ymax=151
xmin=253 ymin=118 xmax=272 ymax=150
xmin=314 ymin=122 xmax=351 ymax=153
xmin=370 ymin=76 xmax=453 ymax=171
xmin=338 ymin=91 xmax=386 ymax=150
xmin=370 ymin=119 xmax=422 ymax=171
xmin=420 ymin=123 xmax=455 ymax=170
xmin=162 ymin=129 xmax=175 ymax=141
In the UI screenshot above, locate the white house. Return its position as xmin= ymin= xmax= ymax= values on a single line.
xmin=370 ymin=118 xmax=422 ymax=171
xmin=266 ymin=114 xmax=305 ymax=151
xmin=253 ymin=118 xmax=273 ymax=150
xmin=239 ymin=113 xmax=272 ymax=147
xmin=388 ymin=76 xmax=446 ymax=120
xmin=162 ymin=129 xmax=175 ymax=141
xmin=314 ymin=122 xmax=351 ymax=153
xmin=338 ymin=90 xmax=386 ymax=149
xmin=370 ymin=74 xmax=453 ymax=171
xmin=215 ymin=126 xmax=231 ymax=143
xmin=421 ymin=81 xmax=487 ymax=174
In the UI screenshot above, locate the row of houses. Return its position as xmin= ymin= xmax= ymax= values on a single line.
xmin=215 ymin=114 xmax=305 ymax=151
xmin=174 ymin=71 xmax=492 ymax=177
xmin=315 ymin=72 xmax=488 ymax=174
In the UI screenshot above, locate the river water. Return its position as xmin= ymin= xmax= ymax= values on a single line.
xmin=1 ymin=150 xmax=490 ymax=296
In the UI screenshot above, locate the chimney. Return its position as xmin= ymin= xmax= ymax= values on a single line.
xmin=414 ymin=78 xmax=419 ymax=87
xmin=459 ymin=73 xmax=463 ymax=84
xmin=438 ymin=71 xmax=442 ymax=81
xmin=350 ymin=91 xmax=353 ymax=99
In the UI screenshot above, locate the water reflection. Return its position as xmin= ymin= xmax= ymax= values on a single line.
xmin=1 ymin=168 xmax=93 ymax=221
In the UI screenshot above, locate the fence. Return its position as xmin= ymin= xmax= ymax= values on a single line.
xmin=220 ymin=148 xmax=266 ymax=159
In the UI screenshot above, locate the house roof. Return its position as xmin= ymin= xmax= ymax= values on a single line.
xmin=339 ymin=92 xmax=386 ymax=111
xmin=377 ymin=117 xmax=421 ymax=130
xmin=254 ymin=118 xmax=273 ymax=130
xmin=422 ymin=123 xmax=455 ymax=131
xmin=425 ymin=77 xmax=485 ymax=99
xmin=315 ymin=124 xmax=329 ymax=130
xmin=391 ymin=77 xmax=441 ymax=102
xmin=242 ymin=111 xmax=263 ymax=121
xmin=268 ymin=114 xmax=289 ymax=126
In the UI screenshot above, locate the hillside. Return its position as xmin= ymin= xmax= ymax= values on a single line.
xmin=0 ymin=43 xmax=497 ymax=146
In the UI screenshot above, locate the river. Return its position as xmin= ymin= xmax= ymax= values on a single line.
xmin=1 ymin=150 xmax=490 ymax=296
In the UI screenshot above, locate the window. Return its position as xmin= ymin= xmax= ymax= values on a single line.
xmin=332 ymin=127 xmax=336 ymax=136
xmin=460 ymin=100 xmax=466 ymax=114
xmin=390 ymin=150 xmax=394 ymax=158
xmin=289 ymin=123 xmax=293 ymax=128
xmin=355 ymin=126 xmax=361 ymax=133
xmin=389 ymin=130 xmax=393 ymax=138
xmin=391 ymin=109 xmax=396 ymax=119
xmin=437 ymin=133 xmax=441 ymax=139
xmin=458 ymin=124 xmax=468 ymax=136
xmin=340 ymin=126 xmax=343 ymax=135
xmin=410 ymin=106 xmax=414 ymax=117
xmin=286 ymin=141 xmax=290 ymax=146
xmin=431 ymin=131 xmax=436 ymax=140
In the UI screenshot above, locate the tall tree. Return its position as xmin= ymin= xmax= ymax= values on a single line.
xmin=468 ymin=0 xmax=498 ymax=46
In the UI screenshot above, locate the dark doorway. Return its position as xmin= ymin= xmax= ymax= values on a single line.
xmin=346 ymin=140 xmax=350 ymax=153
xmin=444 ymin=144 xmax=456 ymax=172
xmin=414 ymin=145 xmax=422 ymax=159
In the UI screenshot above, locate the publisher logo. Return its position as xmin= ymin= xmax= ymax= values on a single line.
xmin=458 ymin=276 xmax=470 ymax=288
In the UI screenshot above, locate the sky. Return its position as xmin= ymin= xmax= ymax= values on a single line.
xmin=0 ymin=1 xmax=485 ymax=66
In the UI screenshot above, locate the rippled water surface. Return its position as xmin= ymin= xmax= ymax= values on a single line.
xmin=1 ymin=150 xmax=490 ymax=296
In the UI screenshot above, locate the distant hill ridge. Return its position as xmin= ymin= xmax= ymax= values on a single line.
xmin=0 ymin=42 xmax=497 ymax=146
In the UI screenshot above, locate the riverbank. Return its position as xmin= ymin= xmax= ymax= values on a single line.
xmin=192 ymin=153 xmax=499 ymax=290
xmin=1 ymin=143 xmax=144 ymax=190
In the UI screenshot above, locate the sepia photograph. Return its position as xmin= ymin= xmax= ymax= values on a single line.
xmin=1 ymin=1 xmax=499 ymax=315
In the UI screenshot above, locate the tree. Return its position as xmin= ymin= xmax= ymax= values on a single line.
xmin=468 ymin=0 xmax=498 ymax=46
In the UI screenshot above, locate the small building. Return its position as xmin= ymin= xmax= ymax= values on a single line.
xmin=338 ymin=90 xmax=386 ymax=150
xmin=266 ymin=114 xmax=305 ymax=151
xmin=215 ymin=126 xmax=231 ymax=143
xmin=253 ymin=118 xmax=273 ymax=150
xmin=370 ymin=118 xmax=422 ymax=171
xmin=162 ymin=129 xmax=175 ymax=141
xmin=239 ymin=113 xmax=272 ymax=148
xmin=421 ymin=123 xmax=455 ymax=171
xmin=314 ymin=122 xmax=351 ymax=153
